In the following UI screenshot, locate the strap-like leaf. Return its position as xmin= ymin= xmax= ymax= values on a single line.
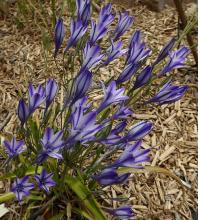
xmin=0 ymin=192 xmax=15 ymax=203
xmin=65 ymin=176 xmax=106 ymax=220
xmin=118 ymin=165 xmax=183 ymax=186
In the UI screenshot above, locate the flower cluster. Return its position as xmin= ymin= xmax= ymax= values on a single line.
xmin=1 ymin=0 xmax=189 ymax=219
xmin=18 ymin=79 xmax=58 ymax=124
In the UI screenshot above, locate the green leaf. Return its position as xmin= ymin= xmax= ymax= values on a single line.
xmin=73 ymin=208 xmax=93 ymax=220
xmin=42 ymin=32 xmax=51 ymax=51
xmin=0 ymin=192 xmax=15 ymax=203
xmin=28 ymin=119 xmax=41 ymax=148
xmin=118 ymin=165 xmax=183 ymax=186
xmin=28 ymin=195 xmax=43 ymax=201
xmin=49 ymin=212 xmax=64 ymax=220
xmin=51 ymin=0 xmax=56 ymax=27
xmin=96 ymin=122 xmax=112 ymax=140
xmin=97 ymin=107 xmax=111 ymax=123
xmin=0 ymin=166 xmax=42 ymax=181
xmin=65 ymin=176 xmax=106 ymax=220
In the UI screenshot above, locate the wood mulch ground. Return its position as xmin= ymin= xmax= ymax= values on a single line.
xmin=0 ymin=1 xmax=198 ymax=219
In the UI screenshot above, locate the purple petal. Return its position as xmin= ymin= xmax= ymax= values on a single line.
xmin=46 ymin=79 xmax=58 ymax=109
xmin=42 ymin=128 xmax=54 ymax=146
xmin=17 ymin=99 xmax=29 ymax=124
xmin=54 ymin=18 xmax=65 ymax=57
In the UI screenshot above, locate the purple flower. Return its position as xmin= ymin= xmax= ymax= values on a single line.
xmin=76 ymin=0 xmax=91 ymax=25
xmin=116 ymin=63 xmax=139 ymax=84
xmin=17 ymin=99 xmax=29 ymax=124
xmin=133 ymin=65 xmax=152 ymax=90
xmin=69 ymin=106 xmax=103 ymax=144
xmin=148 ymin=79 xmax=188 ymax=104
xmin=89 ymin=4 xmax=113 ymax=45
xmin=158 ymin=46 xmax=189 ymax=76
xmin=28 ymin=84 xmax=45 ymax=98
xmin=65 ymin=19 xmax=87 ymax=52
xmin=101 ymin=133 xmax=121 ymax=145
xmin=101 ymin=121 xmax=127 ymax=145
xmin=28 ymin=84 xmax=46 ymax=114
xmin=80 ymin=43 xmax=104 ymax=72
xmin=72 ymin=70 xmax=92 ymax=103
xmin=89 ymin=20 xmax=108 ymax=46
xmin=113 ymin=105 xmax=132 ymax=120
xmin=98 ymin=3 xmax=114 ymax=27
xmin=103 ymin=39 xmax=128 ymax=65
xmin=11 ymin=176 xmax=34 ymax=202
xmin=35 ymin=128 xmax=64 ymax=163
xmin=93 ymin=168 xmax=130 ymax=186
xmin=97 ymin=81 xmax=129 ymax=113
xmin=124 ymin=121 xmax=152 ymax=142
xmin=154 ymin=37 xmax=176 ymax=65
xmin=54 ymin=18 xmax=65 ymax=57
xmin=113 ymin=12 xmax=134 ymax=41
xmin=3 ymin=137 xmax=26 ymax=158
xmin=45 ymin=79 xmax=58 ymax=109
xmin=113 ymin=121 xmax=127 ymax=134
xmin=18 ymin=81 xmax=57 ymax=123
xmin=72 ymin=96 xmax=90 ymax=111
xmin=105 ymin=206 xmax=135 ymax=219
xmin=127 ymin=30 xmax=151 ymax=65
xmin=111 ymin=140 xmax=150 ymax=168
xmin=34 ymin=169 xmax=56 ymax=193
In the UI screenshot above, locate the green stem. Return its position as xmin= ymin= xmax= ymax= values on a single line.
xmin=0 ymin=192 xmax=15 ymax=203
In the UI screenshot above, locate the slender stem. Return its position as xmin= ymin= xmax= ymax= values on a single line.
xmin=88 ymin=146 xmax=118 ymax=173
xmin=173 ymin=0 xmax=198 ymax=68
xmin=28 ymin=196 xmax=57 ymax=220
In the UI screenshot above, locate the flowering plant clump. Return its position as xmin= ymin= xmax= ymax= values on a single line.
xmin=0 ymin=1 xmax=189 ymax=219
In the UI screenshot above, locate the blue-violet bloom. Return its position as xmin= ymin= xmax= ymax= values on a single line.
xmin=133 ymin=65 xmax=152 ymax=90
xmin=97 ymin=81 xmax=129 ymax=113
xmin=45 ymin=79 xmax=58 ymax=109
xmin=54 ymin=18 xmax=65 ymax=57
xmin=89 ymin=4 xmax=114 ymax=45
xmin=72 ymin=70 xmax=92 ymax=103
xmin=103 ymin=39 xmax=128 ymax=65
xmin=111 ymin=140 xmax=150 ymax=168
xmin=69 ymin=106 xmax=103 ymax=144
xmin=123 ymin=121 xmax=153 ymax=142
xmin=98 ymin=3 xmax=114 ymax=27
xmin=3 ymin=137 xmax=26 ymax=158
xmin=76 ymin=0 xmax=91 ymax=25
xmin=89 ymin=20 xmax=108 ymax=45
xmin=34 ymin=169 xmax=56 ymax=193
xmin=113 ymin=121 xmax=127 ymax=135
xmin=101 ymin=122 xmax=127 ymax=145
xmin=158 ymin=46 xmax=189 ymax=76
xmin=116 ymin=62 xmax=139 ymax=84
xmin=72 ymin=96 xmax=90 ymax=112
xmin=28 ymin=84 xmax=46 ymax=114
xmin=148 ymin=79 xmax=188 ymax=104
xmin=65 ymin=19 xmax=87 ymax=52
xmin=35 ymin=128 xmax=64 ymax=163
xmin=93 ymin=168 xmax=130 ymax=186
xmin=101 ymin=133 xmax=121 ymax=145
xmin=80 ymin=43 xmax=104 ymax=72
xmin=154 ymin=37 xmax=176 ymax=65
xmin=127 ymin=30 xmax=151 ymax=65
xmin=11 ymin=176 xmax=34 ymax=202
xmin=113 ymin=104 xmax=132 ymax=120
xmin=18 ymin=99 xmax=29 ymax=124
xmin=113 ymin=12 xmax=134 ymax=41
xmin=105 ymin=206 xmax=135 ymax=219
